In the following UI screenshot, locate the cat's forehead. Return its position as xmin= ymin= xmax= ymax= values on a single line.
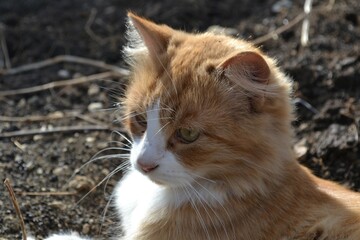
xmin=125 ymin=33 xmax=254 ymax=124
xmin=169 ymin=34 xmax=234 ymax=69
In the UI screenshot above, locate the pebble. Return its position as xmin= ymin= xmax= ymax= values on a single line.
xmin=82 ymin=223 xmax=90 ymax=235
xmin=68 ymin=175 xmax=95 ymax=192
xmin=53 ymin=166 xmax=69 ymax=176
xmin=36 ymin=168 xmax=44 ymax=175
xmin=88 ymin=102 xmax=104 ymax=111
xmin=73 ymin=72 xmax=83 ymax=78
xmin=25 ymin=161 xmax=35 ymax=170
xmin=17 ymin=98 xmax=26 ymax=108
xmin=49 ymin=200 xmax=67 ymax=211
xmin=272 ymin=0 xmax=292 ymax=13
xmin=15 ymin=154 xmax=22 ymax=162
xmin=58 ymin=69 xmax=70 ymax=78
xmin=86 ymin=137 xmax=95 ymax=143
xmin=33 ymin=135 xmax=43 ymax=141
xmin=88 ymin=84 xmax=100 ymax=96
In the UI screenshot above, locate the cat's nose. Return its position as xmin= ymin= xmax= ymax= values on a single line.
xmin=138 ymin=162 xmax=159 ymax=173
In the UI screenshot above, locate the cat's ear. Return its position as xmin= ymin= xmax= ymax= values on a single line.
xmin=127 ymin=12 xmax=173 ymax=62
xmin=218 ymin=51 xmax=270 ymax=84
xmin=218 ymin=51 xmax=272 ymax=111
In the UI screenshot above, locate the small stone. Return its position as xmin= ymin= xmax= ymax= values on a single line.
xmin=53 ymin=166 xmax=69 ymax=176
xmin=15 ymin=154 xmax=22 ymax=162
xmin=86 ymin=137 xmax=95 ymax=143
xmin=68 ymin=175 xmax=95 ymax=192
xmin=82 ymin=223 xmax=90 ymax=235
xmin=272 ymin=0 xmax=292 ymax=13
xmin=36 ymin=168 xmax=43 ymax=174
xmin=88 ymin=102 xmax=104 ymax=111
xmin=58 ymin=69 xmax=70 ymax=78
xmin=50 ymin=111 xmax=65 ymax=118
xmin=25 ymin=161 xmax=35 ymax=170
xmin=97 ymin=142 xmax=108 ymax=149
xmin=17 ymin=98 xmax=26 ymax=108
xmin=88 ymin=84 xmax=100 ymax=96
xmin=73 ymin=72 xmax=83 ymax=78
xmin=33 ymin=134 xmax=43 ymax=141
xmin=101 ymin=168 xmax=110 ymax=176
xmin=49 ymin=200 xmax=67 ymax=211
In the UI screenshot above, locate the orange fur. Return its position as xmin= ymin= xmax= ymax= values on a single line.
xmin=120 ymin=13 xmax=360 ymax=240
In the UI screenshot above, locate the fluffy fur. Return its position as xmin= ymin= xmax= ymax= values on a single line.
xmin=118 ymin=13 xmax=360 ymax=240
xmin=43 ymin=13 xmax=360 ymax=240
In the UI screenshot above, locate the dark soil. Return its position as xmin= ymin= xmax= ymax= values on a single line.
xmin=1 ymin=0 xmax=359 ymax=239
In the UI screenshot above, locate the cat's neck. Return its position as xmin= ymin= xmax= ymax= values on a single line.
xmin=135 ymin=160 xmax=328 ymax=240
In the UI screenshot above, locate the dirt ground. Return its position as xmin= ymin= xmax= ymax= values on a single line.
xmin=0 ymin=0 xmax=359 ymax=239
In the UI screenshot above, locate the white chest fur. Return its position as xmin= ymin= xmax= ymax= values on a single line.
xmin=114 ymin=169 xmax=166 ymax=238
xmin=114 ymin=168 xmax=227 ymax=239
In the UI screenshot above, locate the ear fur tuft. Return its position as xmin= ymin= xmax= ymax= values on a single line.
xmin=126 ymin=12 xmax=173 ymax=64
xmin=218 ymin=51 xmax=280 ymax=97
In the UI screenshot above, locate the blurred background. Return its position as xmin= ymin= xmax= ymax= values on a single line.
xmin=0 ymin=0 xmax=359 ymax=239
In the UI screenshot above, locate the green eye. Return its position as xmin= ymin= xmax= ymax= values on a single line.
xmin=135 ymin=112 xmax=147 ymax=127
xmin=176 ymin=128 xmax=200 ymax=143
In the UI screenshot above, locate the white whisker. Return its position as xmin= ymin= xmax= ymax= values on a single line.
xmin=186 ymin=182 xmax=221 ymax=240
xmin=111 ymin=130 xmax=132 ymax=145
xmin=154 ymin=121 xmax=170 ymax=136
xmin=192 ymin=179 xmax=235 ymax=240
xmin=183 ymin=186 xmax=211 ymax=239
xmin=75 ymin=163 xmax=126 ymax=205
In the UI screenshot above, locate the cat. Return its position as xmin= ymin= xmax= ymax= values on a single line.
xmin=38 ymin=12 xmax=360 ymax=240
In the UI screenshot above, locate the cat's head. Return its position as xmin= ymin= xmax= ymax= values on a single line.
xmin=121 ymin=13 xmax=293 ymax=192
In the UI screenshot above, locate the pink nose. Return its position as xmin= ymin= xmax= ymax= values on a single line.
xmin=138 ymin=162 xmax=159 ymax=173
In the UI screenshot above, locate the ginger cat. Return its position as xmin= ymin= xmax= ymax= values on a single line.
xmin=39 ymin=13 xmax=360 ymax=240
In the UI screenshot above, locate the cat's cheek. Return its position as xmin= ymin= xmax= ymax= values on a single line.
xmin=150 ymin=153 xmax=194 ymax=187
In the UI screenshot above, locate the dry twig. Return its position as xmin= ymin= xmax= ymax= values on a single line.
xmin=301 ymin=0 xmax=313 ymax=46
xmin=4 ymin=178 xmax=27 ymax=240
xmin=0 ymin=23 xmax=11 ymax=69
xmin=0 ymin=71 xmax=116 ymax=97
xmin=15 ymin=191 xmax=78 ymax=196
xmin=253 ymin=3 xmax=329 ymax=45
xmin=0 ymin=125 xmax=112 ymax=138
xmin=0 ymin=55 xmax=129 ymax=76
xmin=0 ymin=111 xmax=80 ymax=122
xmin=253 ymin=12 xmax=306 ymax=45
xmin=85 ymin=8 xmax=107 ymax=45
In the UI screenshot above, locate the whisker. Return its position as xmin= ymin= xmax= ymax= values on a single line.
xmin=155 ymin=121 xmax=170 ymax=136
xmin=100 ymin=190 xmax=116 ymax=233
xmin=154 ymin=50 xmax=178 ymax=96
xmin=192 ymin=179 xmax=235 ymax=240
xmin=67 ymin=148 xmax=130 ymax=185
xmin=186 ymin=182 xmax=221 ymax=240
xmin=190 ymin=172 xmax=217 ymax=184
xmin=75 ymin=164 xmax=125 ymax=205
xmin=107 ymin=139 xmax=132 ymax=149
xmin=182 ymin=186 xmax=211 ymax=240
xmin=111 ymin=130 xmax=132 ymax=145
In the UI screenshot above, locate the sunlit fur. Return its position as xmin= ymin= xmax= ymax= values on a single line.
xmin=112 ymin=13 xmax=360 ymax=240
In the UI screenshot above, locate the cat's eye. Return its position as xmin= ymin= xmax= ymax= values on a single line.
xmin=134 ymin=112 xmax=147 ymax=127
xmin=176 ymin=128 xmax=200 ymax=144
